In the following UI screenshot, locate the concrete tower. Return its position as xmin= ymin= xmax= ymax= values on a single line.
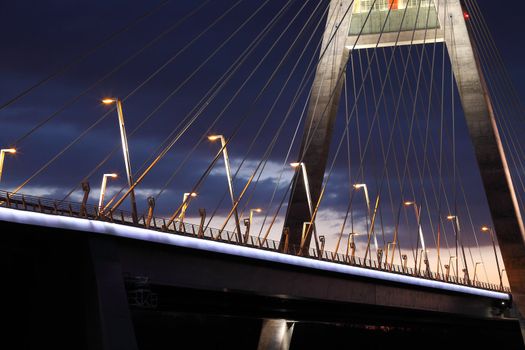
xmin=282 ymin=0 xmax=525 ymax=332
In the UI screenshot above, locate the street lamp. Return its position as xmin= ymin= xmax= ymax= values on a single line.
xmin=319 ymin=235 xmax=326 ymax=259
xmin=385 ymin=242 xmax=395 ymax=268
xmin=448 ymin=215 xmax=460 ymax=279
xmin=98 ymin=173 xmax=117 ymax=212
xmin=473 ymin=262 xmax=483 ymax=284
xmin=462 ymin=268 xmax=469 ymax=282
xmin=444 ymin=264 xmax=450 ymax=280
xmin=390 ymin=201 xmax=404 ymax=267
xmin=244 ymin=208 xmax=262 ymax=243
xmin=447 ymin=215 xmax=470 ymax=283
xmin=0 ymin=148 xmax=16 ymax=182
xmin=481 ymin=225 xmax=503 ymax=289
xmin=249 ymin=208 xmax=262 ymax=226
xmin=102 ymin=98 xmax=138 ymax=223
xmin=291 ymin=162 xmax=320 ymax=253
xmin=178 ymin=192 xmax=197 ymax=230
xmin=404 ymin=201 xmax=427 ymax=274
xmin=353 ymin=183 xmax=379 ymax=259
xmin=346 ymin=232 xmax=360 ymax=263
xmin=209 ymin=135 xmax=242 ymax=241
xmin=446 ymin=256 xmax=457 ymax=281
xmin=415 ymin=249 xmax=431 ymax=276
xmin=377 ymin=248 xmax=384 ymax=269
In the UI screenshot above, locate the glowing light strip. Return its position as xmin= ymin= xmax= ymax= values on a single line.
xmin=0 ymin=207 xmax=510 ymax=301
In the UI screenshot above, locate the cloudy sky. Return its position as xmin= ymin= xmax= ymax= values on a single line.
xmin=1 ymin=0 xmax=523 ymax=285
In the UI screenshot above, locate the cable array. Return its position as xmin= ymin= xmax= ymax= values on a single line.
xmin=1 ymin=0 xmax=523 ymax=288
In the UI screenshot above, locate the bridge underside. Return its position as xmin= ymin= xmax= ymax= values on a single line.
xmin=2 ymin=215 xmax=523 ymax=349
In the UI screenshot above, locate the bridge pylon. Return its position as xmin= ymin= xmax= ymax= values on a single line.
xmin=282 ymin=0 xmax=525 ymax=335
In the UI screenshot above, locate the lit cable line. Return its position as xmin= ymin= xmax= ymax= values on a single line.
xmin=157 ymin=0 xmax=360 ymax=232
xmin=377 ymin=2 xmax=457 ymax=270
xmin=294 ymin=0 xmax=411 ymax=257
xmin=10 ymin=0 xmax=212 ymax=146
xmin=464 ymin=0 xmax=525 ymax=197
xmin=111 ymin=0 xmax=338 ymax=229
xmin=209 ymin=0 xmax=386 ymax=247
xmin=199 ymin=0 xmax=330 ymax=237
xmin=108 ymin=0 xmax=329 ymax=216
xmin=0 ymin=0 xmax=172 ymax=113
xmin=68 ymin=0 xmax=279 ymax=208
xmin=1 ymin=1 xmax=521 ymax=289
xmin=463 ymin=0 xmax=525 ymax=281
xmin=299 ymin=0 xmax=436 ymax=263
xmin=380 ymin=0 xmax=451 ymax=272
xmin=61 ymin=0 xmax=285 ymax=203
xmin=179 ymin=1 xmax=337 ymax=235
xmin=260 ymin=0 xmax=374 ymax=245
xmin=254 ymin=2 xmax=340 ymax=239
xmin=262 ymin=0 xmax=381 ymax=244
xmin=10 ymin=0 xmax=244 ymax=195
xmin=154 ymin=0 xmax=300 ymax=201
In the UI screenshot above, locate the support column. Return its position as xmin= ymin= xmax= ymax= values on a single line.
xmin=86 ymin=236 xmax=138 ymax=350
xmin=282 ymin=0 xmax=354 ymax=250
xmin=442 ymin=0 xmax=525 ymax=318
xmin=257 ymin=319 xmax=295 ymax=350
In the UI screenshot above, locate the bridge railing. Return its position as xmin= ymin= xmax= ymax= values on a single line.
xmin=0 ymin=190 xmax=510 ymax=293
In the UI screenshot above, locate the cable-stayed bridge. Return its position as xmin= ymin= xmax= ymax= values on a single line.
xmin=2 ymin=0 xmax=525 ymax=348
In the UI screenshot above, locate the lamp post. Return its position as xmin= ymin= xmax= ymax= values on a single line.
xmin=0 ymin=148 xmax=16 ymax=182
xmin=377 ymin=248 xmax=384 ymax=269
xmin=146 ymin=196 xmax=156 ymax=228
xmin=353 ymin=184 xmax=379 ymax=258
xmin=447 ymin=256 xmax=457 ymax=281
xmin=447 ymin=215 xmax=470 ymax=283
xmin=390 ymin=201 xmax=404 ymax=267
xmin=444 ymin=264 xmax=450 ymax=281
xmin=481 ymin=225 xmax=503 ymax=289
xmin=209 ymin=135 xmax=242 ymax=241
xmin=346 ymin=232 xmax=360 ymax=263
xmin=403 ymin=201 xmax=428 ymax=273
xmin=423 ymin=250 xmax=430 ymax=276
xmin=462 ymin=268 xmax=469 ymax=282
xmin=244 ymin=208 xmax=262 ymax=243
xmin=436 ymin=221 xmax=442 ymax=277
xmin=102 ymin=98 xmax=138 ymax=223
xmin=98 ymin=173 xmax=117 ymax=212
xmin=402 ymin=254 xmax=408 ymax=273
xmin=385 ymin=242 xmax=394 ymax=269
xmin=291 ymin=162 xmax=320 ymax=253
xmin=319 ymin=235 xmax=326 ymax=259
xmin=178 ymin=192 xmax=197 ymax=230
xmin=249 ymin=208 xmax=262 ymax=230
xmin=473 ymin=262 xmax=483 ymax=284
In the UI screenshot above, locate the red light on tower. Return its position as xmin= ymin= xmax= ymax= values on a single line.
xmin=463 ymin=11 xmax=470 ymax=20
xmin=389 ymin=0 xmax=399 ymax=10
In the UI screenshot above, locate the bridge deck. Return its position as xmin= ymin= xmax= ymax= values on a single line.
xmin=0 ymin=190 xmax=510 ymax=301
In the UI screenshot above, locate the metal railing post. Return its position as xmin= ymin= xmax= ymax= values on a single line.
xmin=197 ymin=208 xmax=206 ymax=238
xmin=145 ymin=196 xmax=155 ymax=228
xmin=80 ymin=181 xmax=90 ymax=217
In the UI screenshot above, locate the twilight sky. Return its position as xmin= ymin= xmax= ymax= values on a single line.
xmin=1 ymin=0 xmax=523 ymax=284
